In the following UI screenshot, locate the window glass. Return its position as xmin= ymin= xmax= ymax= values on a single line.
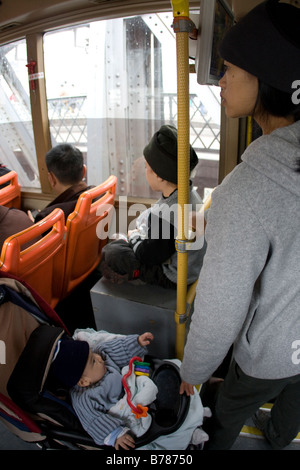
xmin=44 ymin=13 xmax=220 ymax=199
xmin=0 ymin=39 xmax=40 ymax=188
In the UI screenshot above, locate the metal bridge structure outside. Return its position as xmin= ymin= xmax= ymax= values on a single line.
xmin=0 ymin=13 xmax=220 ymax=196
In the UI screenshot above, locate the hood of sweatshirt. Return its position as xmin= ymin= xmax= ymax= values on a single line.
xmin=242 ymin=120 xmax=300 ymax=197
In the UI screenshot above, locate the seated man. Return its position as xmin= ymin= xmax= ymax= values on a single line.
xmin=0 ymin=205 xmax=38 ymax=252
xmin=31 ymin=144 xmax=93 ymax=223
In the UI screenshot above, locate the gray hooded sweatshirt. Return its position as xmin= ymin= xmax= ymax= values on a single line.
xmin=181 ymin=120 xmax=300 ymax=383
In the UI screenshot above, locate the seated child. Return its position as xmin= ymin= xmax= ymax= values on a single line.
xmin=100 ymin=125 xmax=206 ymax=289
xmin=50 ymin=328 xmax=209 ymax=450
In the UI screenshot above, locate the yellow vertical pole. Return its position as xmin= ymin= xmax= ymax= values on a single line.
xmin=171 ymin=0 xmax=191 ymax=359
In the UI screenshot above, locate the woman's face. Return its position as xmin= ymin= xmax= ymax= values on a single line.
xmin=219 ymin=61 xmax=259 ymax=118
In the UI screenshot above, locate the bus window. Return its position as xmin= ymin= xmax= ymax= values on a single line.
xmin=0 ymin=13 xmax=213 ymax=197
xmin=0 ymin=39 xmax=40 ymax=189
xmin=42 ymin=13 xmax=221 ymax=200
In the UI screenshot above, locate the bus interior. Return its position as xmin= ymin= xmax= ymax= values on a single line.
xmin=0 ymin=0 xmax=299 ymax=452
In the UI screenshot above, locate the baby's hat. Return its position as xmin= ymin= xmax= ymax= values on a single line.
xmin=50 ymin=336 xmax=90 ymax=387
xmin=143 ymin=125 xmax=198 ymax=184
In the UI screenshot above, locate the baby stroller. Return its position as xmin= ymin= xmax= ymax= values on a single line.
xmin=0 ymin=271 xmax=192 ymax=450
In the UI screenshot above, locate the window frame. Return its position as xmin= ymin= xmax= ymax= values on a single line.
xmin=0 ymin=0 xmax=241 ymax=200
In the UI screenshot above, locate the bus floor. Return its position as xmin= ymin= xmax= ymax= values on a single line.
xmin=0 ymin=413 xmax=299 ymax=451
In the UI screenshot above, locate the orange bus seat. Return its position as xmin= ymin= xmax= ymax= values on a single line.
xmin=0 ymin=171 xmax=21 ymax=209
xmin=62 ymin=175 xmax=117 ymax=299
xmin=0 ymin=208 xmax=66 ymax=308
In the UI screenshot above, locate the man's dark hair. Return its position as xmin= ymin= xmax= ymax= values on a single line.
xmin=45 ymin=144 xmax=84 ymax=185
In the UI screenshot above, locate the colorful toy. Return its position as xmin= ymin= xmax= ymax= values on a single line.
xmin=134 ymin=360 xmax=150 ymax=376
xmin=122 ymin=356 xmax=151 ymax=419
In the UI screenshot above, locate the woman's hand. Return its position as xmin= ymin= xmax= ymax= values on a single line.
xmin=179 ymin=380 xmax=195 ymax=396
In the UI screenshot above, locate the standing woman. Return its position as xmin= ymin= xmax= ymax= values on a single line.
xmin=180 ymin=0 xmax=300 ymax=450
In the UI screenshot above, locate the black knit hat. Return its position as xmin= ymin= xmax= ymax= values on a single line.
xmin=219 ymin=0 xmax=300 ymax=93
xmin=143 ymin=125 xmax=198 ymax=184
xmin=50 ymin=337 xmax=90 ymax=387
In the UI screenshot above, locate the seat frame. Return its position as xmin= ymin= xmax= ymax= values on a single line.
xmin=61 ymin=175 xmax=117 ymax=299
xmin=0 ymin=208 xmax=66 ymax=308
xmin=0 ymin=171 xmax=21 ymax=209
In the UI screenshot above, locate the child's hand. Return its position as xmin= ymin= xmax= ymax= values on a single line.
xmin=127 ymin=229 xmax=138 ymax=237
xmin=138 ymin=332 xmax=154 ymax=347
xmin=115 ymin=433 xmax=135 ymax=450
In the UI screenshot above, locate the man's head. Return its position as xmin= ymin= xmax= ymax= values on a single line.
xmin=45 ymin=144 xmax=86 ymax=191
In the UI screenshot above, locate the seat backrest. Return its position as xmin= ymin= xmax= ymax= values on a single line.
xmin=0 ymin=171 xmax=21 ymax=209
xmin=62 ymin=175 xmax=117 ymax=299
xmin=0 ymin=209 xmax=66 ymax=308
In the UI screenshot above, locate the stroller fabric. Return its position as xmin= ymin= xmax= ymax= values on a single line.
xmin=7 ymin=324 xmax=84 ymax=432
xmin=0 ymin=272 xmax=67 ymax=443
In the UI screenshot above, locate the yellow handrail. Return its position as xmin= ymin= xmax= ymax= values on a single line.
xmin=171 ymin=0 xmax=189 ymax=17
xmin=171 ymin=0 xmax=192 ymax=359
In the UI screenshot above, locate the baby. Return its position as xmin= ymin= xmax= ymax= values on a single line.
xmin=50 ymin=331 xmax=156 ymax=449
xmin=50 ymin=329 xmax=210 ymax=450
